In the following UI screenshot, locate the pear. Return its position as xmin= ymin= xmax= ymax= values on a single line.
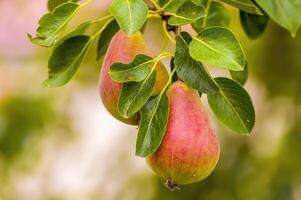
xmin=99 ymin=31 xmax=168 ymax=125
xmin=146 ymin=81 xmax=220 ymax=189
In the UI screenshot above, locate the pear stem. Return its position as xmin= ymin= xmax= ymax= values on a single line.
xmin=80 ymin=0 xmax=95 ymax=8
xmin=160 ymin=68 xmax=176 ymax=96
xmin=164 ymin=180 xmax=181 ymax=191
xmin=162 ymin=21 xmax=176 ymax=44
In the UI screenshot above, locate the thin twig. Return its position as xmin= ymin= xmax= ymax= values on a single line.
xmin=80 ymin=0 xmax=95 ymax=8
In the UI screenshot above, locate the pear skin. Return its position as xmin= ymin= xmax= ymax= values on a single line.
xmin=99 ymin=31 xmax=169 ymax=125
xmin=146 ymin=81 xmax=220 ymax=187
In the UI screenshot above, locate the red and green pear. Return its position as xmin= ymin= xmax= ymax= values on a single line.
xmin=146 ymin=81 xmax=220 ymax=189
xmin=99 ymin=31 xmax=169 ymax=125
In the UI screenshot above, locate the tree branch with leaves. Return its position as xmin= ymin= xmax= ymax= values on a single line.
xmin=28 ymin=0 xmax=301 ymax=190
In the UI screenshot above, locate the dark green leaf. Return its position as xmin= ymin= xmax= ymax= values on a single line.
xmin=136 ymin=94 xmax=169 ymax=157
xmin=230 ymin=62 xmax=248 ymax=85
xmin=110 ymin=0 xmax=148 ymax=36
xmin=110 ymin=54 xmax=154 ymax=82
xmin=189 ymin=27 xmax=246 ymax=71
xmin=48 ymin=0 xmax=79 ymax=11
xmin=240 ymin=11 xmax=269 ymax=39
xmin=219 ymin=0 xmax=262 ymax=14
xmin=43 ymin=35 xmax=90 ymax=87
xmin=118 ymin=71 xmax=157 ymax=118
xmin=168 ymin=0 xmax=206 ymax=26
xmin=208 ymin=77 xmax=255 ymax=134
xmin=175 ymin=32 xmax=219 ymax=93
xmin=254 ymin=0 xmax=301 ymax=37
xmin=28 ymin=2 xmax=80 ymax=47
xmin=192 ymin=1 xmax=230 ymax=32
xmin=97 ymin=20 xmax=120 ymax=60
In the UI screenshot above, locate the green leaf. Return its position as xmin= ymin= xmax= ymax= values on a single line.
xmin=230 ymin=62 xmax=248 ymax=85
xmin=159 ymin=0 xmax=170 ymax=7
xmin=254 ymin=0 xmax=301 ymax=37
xmin=48 ymin=0 xmax=79 ymax=11
xmin=28 ymin=2 xmax=80 ymax=47
xmin=207 ymin=77 xmax=255 ymax=134
xmin=97 ymin=20 xmax=120 ymax=60
xmin=57 ymin=21 xmax=91 ymax=45
xmin=163 ymin=0 xmax=188 ymax=13
xmin=170 ymin=58 xmax=179 ymax=83
xmin=109 ymin=54 xmax=154 ymax=82
xmin=175 ymin=32 xmax=219 ymax=93
xmin=118 ymin=71 xmax=157 ymax=118
xmin=110 ymin=0 xmax=148 ymax=36
xmin=189 ymin=27 xmax=246 ymax=71
xmin=168 ymin=0 xmax=206 ymax=26
xmin=43 ymin=35 xmax=90 ymax=87
xmin=136 ymin=94 xmax=169 ymax=157
xmin=240 ymin=11 xmax=269 ymax=40
xmin=191 ymin=0 xmax=203 ymax=6
xmin=219 ymin=0 xmax=262 ymax=14
xmin=192 ymin=1 xmax=230 ymax=32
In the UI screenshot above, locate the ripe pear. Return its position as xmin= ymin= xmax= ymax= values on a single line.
xmin=99 ymin=31 xmax=168 ymax=125
xmin=146 ymin=81 xmax=220 ymax=189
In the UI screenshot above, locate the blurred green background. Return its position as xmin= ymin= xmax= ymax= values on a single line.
xmin=0 ymin=1 xmax=301 ymax=200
